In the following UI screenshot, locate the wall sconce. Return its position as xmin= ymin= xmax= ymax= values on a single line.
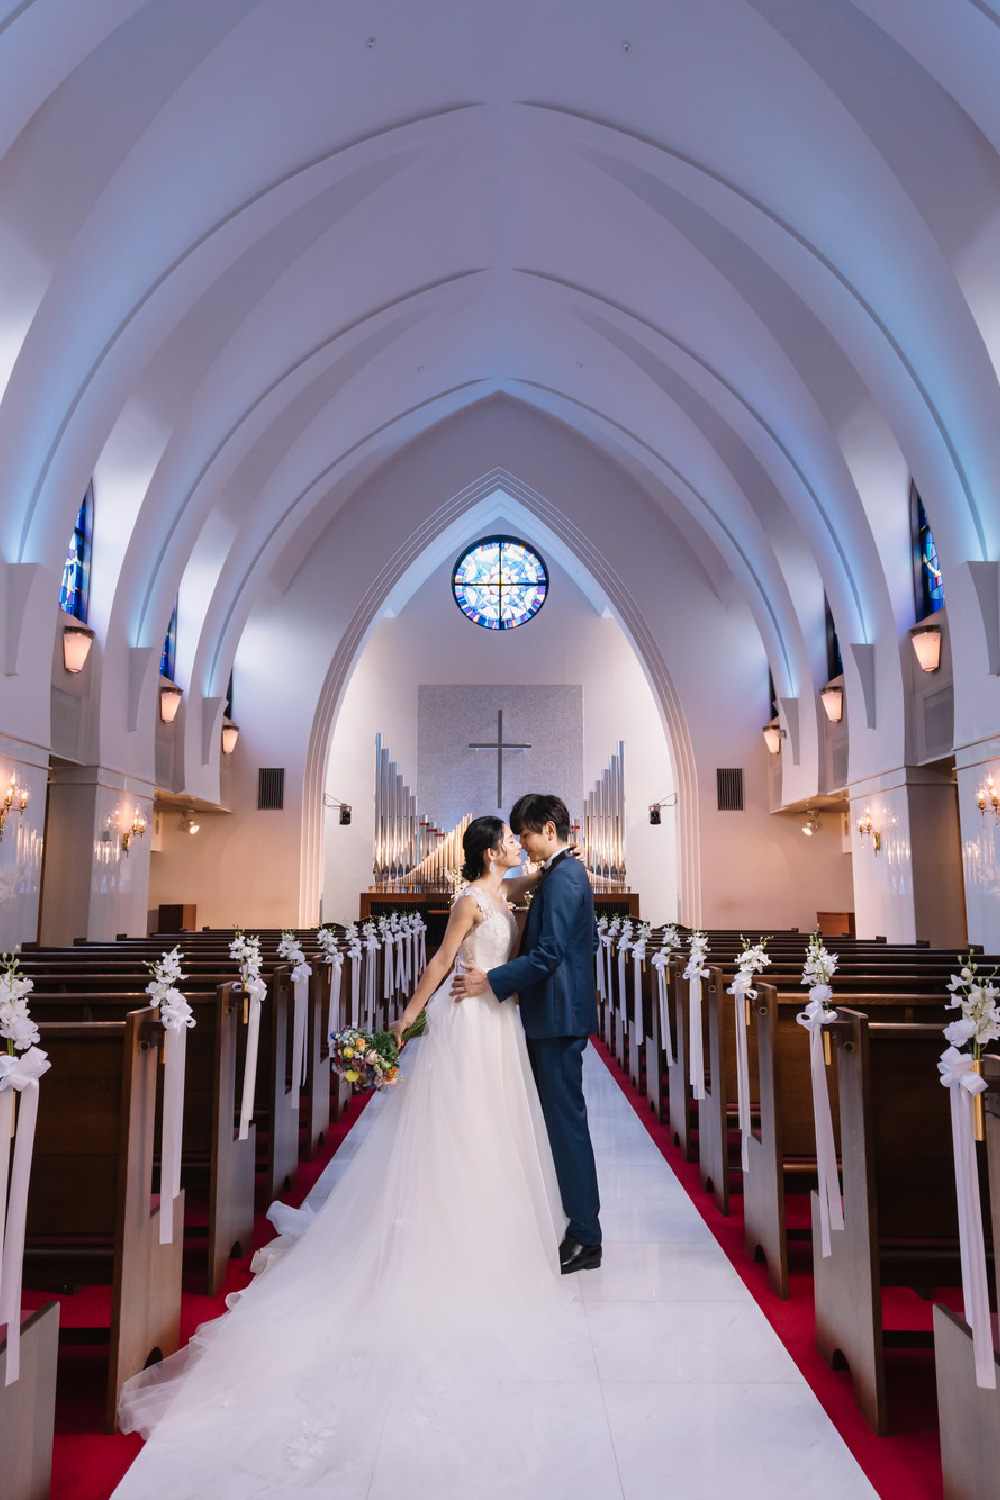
xmin=762 ymin=722 xmax=786 ymax=755
xmin=976 ymin=778 xmax=1000 ymax=818
xmin=911 ymin=624 xmax=942 ymax=673
xmin=801 ymin=810 xmax=821 ymax=837
xmin=62 ymin=622 xmax=94 ymax=673
xmin=0 ymin=775 xmax=29 ymax=840
xmin=819 ymin=685 xmax=844 ymax=723
xmin=159 ymin=683 xmax=183 ymax=723
xmin=221 ymin=720 xmax=239 ymax=754
xmin=648 ymin=792 xmax=678 ymax=824
xmin=121 ymin=808 xmax=147 ymax=855
xmin=857 ymin=807 xmax=881 ymax=854
xmin=179 ymin=810 xmax=201 ymax=835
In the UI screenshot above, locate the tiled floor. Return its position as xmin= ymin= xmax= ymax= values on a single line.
xmin=305 ymin=1045 xmax=879 ymax=1500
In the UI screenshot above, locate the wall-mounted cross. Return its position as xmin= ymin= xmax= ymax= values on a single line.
xmin=469 ymin=709 xmax=531 ymax=808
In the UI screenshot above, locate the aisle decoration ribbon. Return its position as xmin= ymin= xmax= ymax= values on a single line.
xmin=631 ymin=924 xmax=651 ymax=1045
xmin=616 ymin=921 xmax=634 ymax=1027
xmin=795 ymin=934 xmax=842 ymax=1258
xmin=361 ymin=922 xmax=380 ymax=1031
xmin=0 ymin=951 xmax=49 ymax=1384
xmin=317 ymin=928 xmax=344 ymax=1041
xmin=595 ymin=917 xmax=608 ymax=999
xmin=652 ymin=925 xmax=682 ymax=1066
xmin=379 ymin=917 xmax=394 ymax=1001
xmin=937 ymin=954 xmax=1000 ymax=1388
xmin=683 ymin=931 xmax=710 ymax=1100
xmin=345 ymin=924 xmax=362 ymax=1027
xmin=727 ymin=938 xmax=771 ymax=1171
xmin=414 ymin=914 xmax=427 ymax=974
xmin=145 ymin=947 xmax=194 ymax=1246
xmin=230 ymin=931 xmax=266 ymax=1142
xmin=278 ymin=933 xmax=313 ymax=1088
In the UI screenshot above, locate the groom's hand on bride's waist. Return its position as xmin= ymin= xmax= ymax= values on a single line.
xmin=452 ymin=962 xmax=488 ymax=1001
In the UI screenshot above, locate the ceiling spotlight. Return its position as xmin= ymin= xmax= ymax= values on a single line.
xmin=179 ymin=810 xmax=200 ymax=835
xmin=801 ymin=810 xmax=821 ymax=837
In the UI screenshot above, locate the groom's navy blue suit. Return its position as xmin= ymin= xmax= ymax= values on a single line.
xmin=487 ymin=850 xmax=601 ymax=1247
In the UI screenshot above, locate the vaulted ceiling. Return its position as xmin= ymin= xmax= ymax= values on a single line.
xmin=3 ymin=0 xmax=1000 ymax=797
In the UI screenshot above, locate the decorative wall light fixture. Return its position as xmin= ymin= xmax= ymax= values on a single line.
xmin=801 ymin=810 xmax=821 ymax=837
xmin=762 ymin=722 xmax=786 ymax=755
xmin=819 ymin=685 xmax=844 ymax=723
xmin=0 ymin=775 xmax=29 ymax=840
xmin=911 ymin=624 xmax=942 ymax=673
xmin=121 ymin=808 xmax=147 ymax=855
xmin=159 ymin=684 xmax=183 ymax=723
xmin=179 ymin=810 xmax=201 ymax=835
xmin=976 ymin=778 xmax=1000 ymax=818
xmin=648 ymin=792 xmax=679 ymax=825
xmin=220 ymin=720 xmax=239 ymax=754
xmin=62 ymin=622 xmax=94 ymax=673
xmin=857 ymin=807 xmax=881 ymax=854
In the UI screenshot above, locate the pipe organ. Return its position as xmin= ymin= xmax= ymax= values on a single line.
xmin=584 ymin=741 xmax=626 ymax=885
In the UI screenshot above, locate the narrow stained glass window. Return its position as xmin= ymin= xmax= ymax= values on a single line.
xmin=452 ymin=535 xmax=548 ymax=631
xmin=911 ymin=482 xmax=944 ymax=621
xmin=59 ymin=485 xmax=92 ymax=622
xmin=161 ymin=599 xmax=178 ymax=680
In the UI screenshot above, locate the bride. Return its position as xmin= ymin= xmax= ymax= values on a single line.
xmin=113 ymin=816 xmax=602 ymax=1499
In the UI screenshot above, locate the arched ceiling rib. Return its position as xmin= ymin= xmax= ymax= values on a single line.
xmin=0 ymin=1 xmax=995 ymax=795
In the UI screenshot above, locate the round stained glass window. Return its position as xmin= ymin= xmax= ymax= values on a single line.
xmin=452 ymin=535 xmax=548 ymax=631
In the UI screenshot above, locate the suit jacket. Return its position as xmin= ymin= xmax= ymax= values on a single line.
xmin=488 ymin=851 xmax=599 ymax=1040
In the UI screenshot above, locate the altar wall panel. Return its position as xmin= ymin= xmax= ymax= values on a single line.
xmin=417 ymin=685 xmax=583 ymax=830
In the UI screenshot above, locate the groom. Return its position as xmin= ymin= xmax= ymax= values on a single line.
xmin=452 ymin=792 xmax=602 ymax=1272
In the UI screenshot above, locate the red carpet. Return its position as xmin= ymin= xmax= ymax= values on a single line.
xmin=45 ymin=1093 xmax=371 ymax=1500
xmin=591 ymin=1037 xmax=944 ymax=1500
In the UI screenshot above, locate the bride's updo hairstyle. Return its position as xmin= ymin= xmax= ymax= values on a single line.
xmin=461 ymin=815 xmax=506 ymax=883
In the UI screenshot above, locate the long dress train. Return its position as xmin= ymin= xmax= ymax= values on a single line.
xmin=113 ymin=891 xmax=602 ymax=1499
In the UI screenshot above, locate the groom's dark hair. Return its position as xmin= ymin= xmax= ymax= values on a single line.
xmin=509 ymin=793 xmax=572 ymax=841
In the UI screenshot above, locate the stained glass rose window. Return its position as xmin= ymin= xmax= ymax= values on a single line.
xmin=452 ymin=536 xmax=548 ymax=631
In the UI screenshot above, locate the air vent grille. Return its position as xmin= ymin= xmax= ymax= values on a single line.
xmin=716 ymin=768 xmax=744 ymax=812
xmin=257 ymin=767 xmax=285 ymax=811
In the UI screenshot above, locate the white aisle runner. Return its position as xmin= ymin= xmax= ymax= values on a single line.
xmin=302 ymin=1047 xmax=876 ymax=1500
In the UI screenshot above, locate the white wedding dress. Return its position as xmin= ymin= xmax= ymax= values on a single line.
xmin=114 ymin=890 xmax=599 ymax=1500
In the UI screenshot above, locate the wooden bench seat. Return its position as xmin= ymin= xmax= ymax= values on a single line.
xmin=26 ymin=1010 xmax=183 ymax=1431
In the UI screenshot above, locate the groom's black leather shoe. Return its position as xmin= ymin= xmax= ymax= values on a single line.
xmin=559 ymin=1238 xmax=602 ymax=1274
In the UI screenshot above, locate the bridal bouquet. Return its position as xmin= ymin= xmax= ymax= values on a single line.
xmin=330 ymin=1013 xmax=428 ymax=1091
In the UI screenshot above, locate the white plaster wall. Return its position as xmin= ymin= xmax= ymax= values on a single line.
xmin=322 ymin=555 xmax=678 ymax=924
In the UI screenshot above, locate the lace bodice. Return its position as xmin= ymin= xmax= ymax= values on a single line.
xmin=457 ymin=886 xmax=518 ymax=972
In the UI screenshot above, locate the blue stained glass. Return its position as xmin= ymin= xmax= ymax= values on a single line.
xmin=59 ymin=488 xmax=92 ymax=622
xmin=912 ymin=487 xmax=944 ymax=620
xmin=161 ymin=600 xmax=177 ymax=680
xmin=452 ymin=536 xmax=548 ymax=631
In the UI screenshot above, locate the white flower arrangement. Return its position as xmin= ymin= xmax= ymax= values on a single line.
xmin=683 ymin=930 xmax=709 ymax=982
xmin=316 ymin=927 xmax=342 ymax=965
xmin=145 ymin=947 xmax=195 ymax=1032
xmin=0 ymin=948 xmax=38 ymax=1054
xmin=636 ymin=921 xmax=652 ymax=944
xmin=446 ymin=867 xmax=468 ymax=901
xmin=361 ymin=920 xmax=380 ymax=950
xmin=597 ymin=915 xmax=608 ymax=935
xmin=942 ymin=954 xmax=1000 ymax=1059
xmin=659 ymin=924 xmax=682 ymax=954
xmin=729 ymin=935 xmax=771 ymax=1000
xmin=802 ymin=931 xmax=837 ymax=994
xmin=278 ymin=930 xmax=312 ymax=985
xmin=230 ymin=930 xmax=266 ymax=1004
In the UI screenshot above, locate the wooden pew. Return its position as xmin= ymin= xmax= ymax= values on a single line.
xmin=743 ymin=987 xmax=950 ymax=1299
xmin=812 ymin=1009 xmax=979 ymax=1435
xmin=933 ymin=1053 xmax=1000 ymax=1500
xmin=28 ymin=987 xmax=255 ymax=1298
xmin=25 ymin=1009 xmax=184 ymax=1431
xmin=0 ymin=1301 xmax=59 ymax=1500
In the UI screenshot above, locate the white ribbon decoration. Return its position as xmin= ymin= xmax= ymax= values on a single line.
xmin=349 ymin=949 xmax=361 ymax=1026
xmin=291 ymin=974 xmax=309 ymax=1092
xmin=729 ymin=971 xmax=754 ymax=1171
xmin=631 ymin=940 xmax=646 ymax=1045
xmin=796 ymin=988 xmax=844 ymax=1257
xmin=327 ymin=951 xmax=344 ymax=1042
xmin=939 ymin=1047 xmax=996 ymax=1389
xmin=595 ymin=943 xmax=605 ymax=999
xmin=383 ymin=937 xmax=394 ymax=1000
xmin=417 ymin=923 xmax=427 ymax=973
xmin=652 ymin=952 xmax=674 ymax=1065
xmin=687 ymin=974 xmax=705 ymax=1100
xmin=159 ymin=1024 xmax=187 ymax=1245
xmin=616 ymin=941 xmax=629 ymax=1024
xmin=0 ymin=1048 xmax=49 ymax=1384
xmin=400 ymin=932 xmax=410 ymax=993
xmin=237 ymin=975 xmax=267 ymax=1142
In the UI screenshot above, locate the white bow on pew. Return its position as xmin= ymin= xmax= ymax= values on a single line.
xmin=0 ymin=1046 xmax=49 ymax=1384
xmin=238 ymin=973 xmax=268 ymax=1142
xmin=938 ymin=1046 xmax=996 ymax=1390
xmin=651 ymin=950 xmax=674 ymax=1066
